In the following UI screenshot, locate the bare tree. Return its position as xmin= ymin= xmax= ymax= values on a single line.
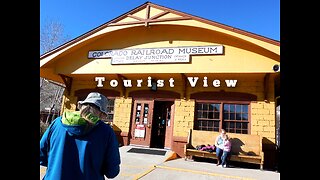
xmin=40 ymin=18 xmax=70 ymax=124
xmin=40 ymin=18 xmax=70 ymax=55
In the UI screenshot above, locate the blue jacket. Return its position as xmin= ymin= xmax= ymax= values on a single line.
xmin=40 ymin=112 xmax=121 ymax=180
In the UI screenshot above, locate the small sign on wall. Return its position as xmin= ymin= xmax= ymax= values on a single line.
xmin=134 ymin=125 xmax=145 ymax=138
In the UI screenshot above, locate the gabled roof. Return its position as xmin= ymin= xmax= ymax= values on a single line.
xmin=40 ymin=1 xmax=279 ymax=60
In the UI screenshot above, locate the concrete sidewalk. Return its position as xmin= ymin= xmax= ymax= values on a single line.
xmin=40 ymin=145 xmax=280 ymax=180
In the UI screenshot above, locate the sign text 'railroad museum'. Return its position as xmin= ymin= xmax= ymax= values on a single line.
xmin=88 ymin=45 xmax=224 ymax=64
xmin=95 ymin=76 xmax=237 ymax=88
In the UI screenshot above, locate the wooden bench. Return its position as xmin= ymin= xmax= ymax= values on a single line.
xmin=184 ymin=129 xmax=264 ymax=169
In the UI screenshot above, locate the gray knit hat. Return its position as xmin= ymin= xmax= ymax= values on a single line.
xmin=78 ymin=92 xmax=108 ymax=115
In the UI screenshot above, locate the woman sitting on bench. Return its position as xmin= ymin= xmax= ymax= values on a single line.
xmin=215 ymin=129 xmax=229 ymax=166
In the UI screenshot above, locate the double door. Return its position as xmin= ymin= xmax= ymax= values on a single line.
xmin=129 ymin=100 xmax=174 ymax=148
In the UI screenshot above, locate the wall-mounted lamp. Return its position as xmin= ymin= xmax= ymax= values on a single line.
xmin=151 ymin=80 xmax=157 ymax=91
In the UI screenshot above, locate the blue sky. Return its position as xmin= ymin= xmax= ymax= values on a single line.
xmin=40 ymin=0 xmax=280 ymax=41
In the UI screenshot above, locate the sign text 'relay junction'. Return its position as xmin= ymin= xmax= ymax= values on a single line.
xmin=88 ymin=45 xmax=224 ymax=64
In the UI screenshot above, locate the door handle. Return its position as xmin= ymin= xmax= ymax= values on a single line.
xmin=147 ymin=123 xmax=151 ymax=128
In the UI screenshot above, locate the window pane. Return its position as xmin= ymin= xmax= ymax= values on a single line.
xmin=224 ymin=104 xmax=229 ymax=112
xmin=196 ymin=112 xmax=199 ymax=118
xmin=208 ymin=120 xmax=213 ymax=127
xmin=196 ymin=104 xmax=199 ymax=110
xmin=203 ymin=104 xmax=209 ymax=111
xmin=242 ymin=105 xmax=248 ymax=113
xmin=136 ymin=103 xmax=141 ymax=110
xmin=106 ymin=107 xmax=113 ymax=113
xmin=209 ymin=104 xmax=214 ymax=111
xmin=236 ymin=105 xmax=241 ymax=113
xmin=204 ymin=111 xmax=208 ymax=119
xmin=144 ymin=104 xmax=149 ymax=113
xmin=223 ymin=112 xmax=229 ymax=120
xmin=105 ymin=98 xmax=115 ymax=122
xmin=214 ymin=112 xmax=220 ymax=119
xmin=143 ymin=104 xmax=149 ymax=124
xmin=236 ymin=122 xmax=241 ymax=128
xmin=135 ymin=103 xmax=141 ymax=123
xmin=107 ymin=114 xmax=113 ymax=120
xmin=236 ymin=113 xmax=241 ymax=120
xmin=208 ymin=111 xmax=213 ymax=119
xmin=242 ymin=113 xmax=248 ymax=121
xmin=224 ymin=122 xmax=229 ymax=129
xmin=230 ymin=105 xmax=235 ymax=113
xmin=214 ymin=121 xmax=220 ymax=129
xmin=230 ymin=122 xmax=235 ymax=128
xmin=194 ymin=120 xmax=199 ymax=130
xmin=242 ymin=123 xmax=248 ymax=129
xmin=230 ymin=113 xmax=235 ymax=120
xmin=198 ymin=121 xmax=204 ymax=130
xmin=215 ymin=104 xmax=220 ymax=111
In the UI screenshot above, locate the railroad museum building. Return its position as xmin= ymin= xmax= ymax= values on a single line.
xmin=40 ymin=2 xmax=280 ymax=168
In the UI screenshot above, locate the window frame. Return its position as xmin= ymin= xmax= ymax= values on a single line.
xmin=104 ymin=97 xmax=115 ymax=123
xmin=194 ymin=100 xmax=251 ymax=134
xmin=74 ymin=89 xmax=120 ymax=123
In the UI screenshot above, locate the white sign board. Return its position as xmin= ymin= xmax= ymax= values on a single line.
xmin=88 ymin=45 xmax=224 ymax=64
xmin=134 ymin=125 xmax=145 ymax=138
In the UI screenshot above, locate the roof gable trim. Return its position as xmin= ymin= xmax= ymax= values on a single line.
xmin=40 ymin=1 xmax=279 ymax=60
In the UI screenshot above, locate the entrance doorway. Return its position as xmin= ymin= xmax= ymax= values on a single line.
xmin=150 ymin=101 xmax=174 ymax=149
xmin=129 ymin=99 xmax=175 ymax=149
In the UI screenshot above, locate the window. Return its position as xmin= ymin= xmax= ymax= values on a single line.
xmin=105 ymin=98 xmax=115 ymax=123
xmin=75 ymin=97 xmax=115 ymax=123
xmin=194 ymin=102 xmax=249 ymax=134
xmin=74 ymin=89 xmax=120 ymax=124
xmin=194 ymin=103 xmax=220 ymax=131
xmin=223 ymin=104 xmax=248 ymax=134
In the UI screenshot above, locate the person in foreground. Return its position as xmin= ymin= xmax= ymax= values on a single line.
xmin=214 ymin=129 xmax=227 ymax=166
xmin=40 ymin=92 xmax=121 ymax=180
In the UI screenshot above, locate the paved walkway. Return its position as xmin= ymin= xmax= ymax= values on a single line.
xmin=40 ymin=145 xmax=280 ymax=180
